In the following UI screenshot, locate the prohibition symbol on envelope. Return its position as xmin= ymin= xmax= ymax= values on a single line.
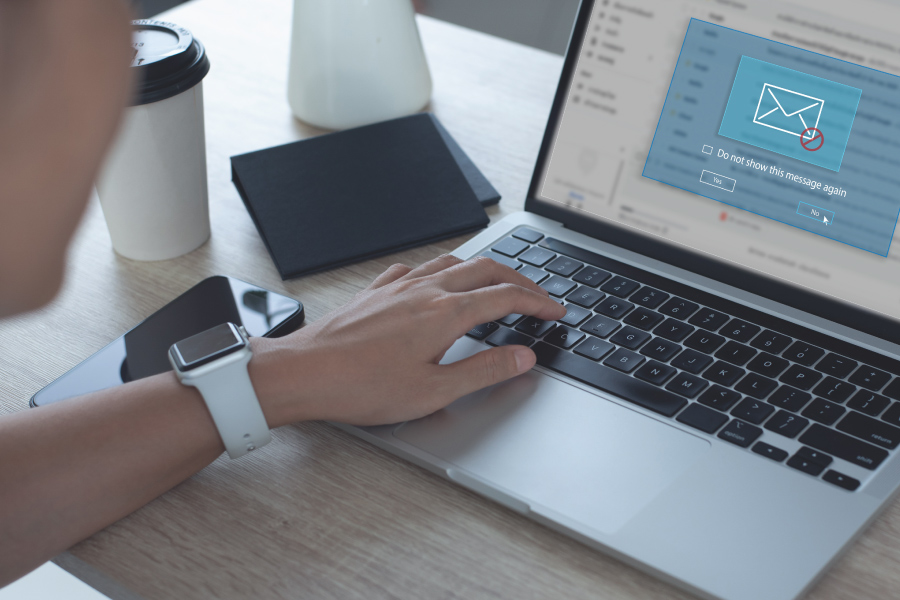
xmin=753 ymin=84 xmax=823 ymax=141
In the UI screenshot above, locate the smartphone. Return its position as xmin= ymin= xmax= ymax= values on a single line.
xmin=31 ymin=275 xmax=304 ymax=407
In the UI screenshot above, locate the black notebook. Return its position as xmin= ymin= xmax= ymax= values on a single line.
xmin=231 ymin=113 xmax=494 ymax=280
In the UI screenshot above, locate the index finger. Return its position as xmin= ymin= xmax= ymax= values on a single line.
xmin=456 ymin=283 xmax=567 ymax=335
xmin=437 ymin=256 xmax=550 ymax=297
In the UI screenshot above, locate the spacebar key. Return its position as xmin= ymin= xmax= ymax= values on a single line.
xmin=533 ymin=342 xmax=687 ymax=417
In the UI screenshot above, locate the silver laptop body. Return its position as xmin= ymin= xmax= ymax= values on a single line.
xmin=337 ymin=2 xmax=900 ymax=598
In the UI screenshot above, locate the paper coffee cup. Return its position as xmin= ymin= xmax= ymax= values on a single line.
xmin=97 ymin=20 xmax=211 ymax=261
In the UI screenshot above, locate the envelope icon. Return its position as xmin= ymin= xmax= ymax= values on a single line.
xmin=753 ymin=84 xmax=823 ymax=140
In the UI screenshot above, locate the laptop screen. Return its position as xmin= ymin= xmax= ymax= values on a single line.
xmin=533 ymin=0 xmax=900 ymax=328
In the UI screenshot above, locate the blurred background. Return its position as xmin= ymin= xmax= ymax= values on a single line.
xmin=134 ymin=0 xmax=579 ymax=55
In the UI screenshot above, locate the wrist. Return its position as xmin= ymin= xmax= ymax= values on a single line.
xmin=248 ymin=334 xmax=322 ymax=428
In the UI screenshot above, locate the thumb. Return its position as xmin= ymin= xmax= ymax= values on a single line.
xmin=440 ymin=345 xmax=536 ymax=399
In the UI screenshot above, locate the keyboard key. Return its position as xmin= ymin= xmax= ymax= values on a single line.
xmin=665 ymin=372 xmax=708 ymax=398
xmin=677 ymin=403 xmax=729 ymax=433
xmin=731 ymin=398 xmax=775 ymax=424
xmin=837 ymin=411 xmax=900 ymax=449
xmin=735 ymin=373 xmax=778 ymax=399
xmin=497 ymin=313 xmax=523 ymax=326
xmin=764 ymin=410 xmax=809 ymax=438
xmin=533 ymin=343 xmax=686 ymax=417
xmin=517 ymin=265 xmax=549 ymax=284
xmin=544 ymin=326 xmax=585 ymax=350
xmin=882 ymin=378 xmax=900 ymax=401
xmin=480 ymin=251 xmax=521 ymax=271
xmin=812 ymin=377 xmax=856 ymax=404
xmin=801 ymin=398 xmax=846 ymax=426
xmin=698 ymin=385 xmax=742 ymax=411
xmin=540 ymin=275 xmax=577 ymax=297
xmin=491 ymin=237 xmax=529 ymax=257
xmin=629 ymin=287 xmax=669 ymax=309
xmin=658 ymin=297 xmax=700 ymax=320
xmin=703 ymin=361 xmax=745 ymax=386
xmin=752 ymin=442 xmax=789 ymax=462
xmin=623 ymin=307 xmax=664 ymax=331
xmin=603 ymin=348 xmax=645 ymax=373
xmin=610 ymin=326 xmax=651 ymax=350
xmin=516 ymin=317 xmax=555 ymax=337
xmin=467 ymin=322 xmax=499 ymax=340
xmin=718 ymin=419 xmax=762 ymax=448
xmin=512 ymin=228 xmax=543 ymax=243
xmin=485 ymin=328 xmax=535 ymax=347
xmin=545 ymin=256 xmax=584 ymax=277
xmin=815 ymin=353 xmax=858 ymax=379
xmin=796 ymin=446 xmax=833 ymax=466
xmin=849 ymin=365 xmax=891 ymax=392
xmin=639 ymin=338 xmax=681 ymax=362
xmin=580 ymin=314 xmax=620 ymax=338
xmin=779 ymin=364 xmax=822 ymax=391
xmin=687 ymin=308 xmax=730 ymax=332
xmin=746 ymin=352 xmax=789 ymax=378
xmin=720 ymin=319 xmax=761 ymax=343
xmin=799 ymin=424 xmax=888 ymax=469
xmin=822 ymin=470 xmax=860 ymax=491
xmin=782 ymin=341 xmax=825 ymax=367
xmin=750 ymin=330 xmax=793 ymax=354
xmin=634 ymin=360 xmax=677 ymax=385
xmin=714 ymin=341 xmax=757 ymax=366
xmin=573 ymin=336 xmax=615 ymax=361
xmin=883 ymin=402 xmax=900 ymax=426
xmin=847 ymin=390 xmax=890 ymax=417
xmin=653 ymin=318 xmax=695 ymax=343
xmin=595 ymin=296 xmax=634 ymax=319
xmin=559 ymin=304 xmax=591 ymax=327
xmin=671 ymin=349 xmax=713 ymax=374
xmin=572 ymin=266 xmax=611 ymax=287
xmin=768 ymin=386 xmax=812 ymax=412
xmin=565 ymin=286 xmax=604 ymax=309
xmin=683 ymin=330 xmax=726 ymax=354
xmin=600 ymin=276 xmax=640 ymax=298
xmin=518 ymin=246 xmax=556 ymax=267
xmin=787 ymin=454 xmax=827 ymax=476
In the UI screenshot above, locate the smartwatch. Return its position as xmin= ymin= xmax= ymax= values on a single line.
xmin=169 ymin=322 xmax=272 ymax=459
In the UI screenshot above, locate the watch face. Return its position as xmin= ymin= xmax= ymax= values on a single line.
xmin=172 ymin=323 xmax=245 ymax=371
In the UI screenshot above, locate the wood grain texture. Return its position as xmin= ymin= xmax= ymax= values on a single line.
xmin=0 ymin=0 xmax=896 ymax=598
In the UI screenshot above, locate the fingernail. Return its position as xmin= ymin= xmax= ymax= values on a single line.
xmin=514 ymin=348 xmax=535 ymax=373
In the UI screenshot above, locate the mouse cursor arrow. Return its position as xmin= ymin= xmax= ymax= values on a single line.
xmin=823 ymin=216 xmax=830 ymax=225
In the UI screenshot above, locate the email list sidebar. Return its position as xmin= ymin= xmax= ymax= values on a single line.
xmin=643 ymin=19 xmax=900 ymax=257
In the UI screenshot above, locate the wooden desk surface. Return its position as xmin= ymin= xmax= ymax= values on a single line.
xmin=1 ymin=0 xmax=898 ymax=598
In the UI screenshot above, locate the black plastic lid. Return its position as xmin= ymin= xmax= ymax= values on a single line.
xmin=130 ymin=20 xmax=210 ymax=106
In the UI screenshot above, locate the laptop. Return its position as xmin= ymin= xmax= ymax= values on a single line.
xmin=335 ymin=1 xmax=900 ymax=598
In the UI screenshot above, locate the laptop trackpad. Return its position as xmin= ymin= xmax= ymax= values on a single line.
xmin=394 ymin=343 xmax=710 ymax=534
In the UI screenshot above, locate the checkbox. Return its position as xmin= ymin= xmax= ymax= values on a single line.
xmin=702 ymin=145 xmax=713 ymax=155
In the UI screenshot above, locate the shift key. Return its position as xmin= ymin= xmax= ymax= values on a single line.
xmin=799 ymin=424 xmax=888 ymax=470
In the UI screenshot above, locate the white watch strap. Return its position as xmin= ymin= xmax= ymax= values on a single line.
xmin=193 ymin=362 xmax=272 ymax=459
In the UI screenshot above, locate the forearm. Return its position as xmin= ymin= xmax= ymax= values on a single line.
xmin=0 ymin=338 xmax=302 ymax=586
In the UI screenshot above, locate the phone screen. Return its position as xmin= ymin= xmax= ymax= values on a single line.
xmin=31 ymin=276 xmax=303 ymax=407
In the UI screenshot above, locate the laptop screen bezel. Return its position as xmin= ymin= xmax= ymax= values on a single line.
xmin=524 ymin=0 xmax=900 ymax=344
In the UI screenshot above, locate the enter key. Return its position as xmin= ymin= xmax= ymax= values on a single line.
xmin=837 ymin=411 xmax=900 ymax=450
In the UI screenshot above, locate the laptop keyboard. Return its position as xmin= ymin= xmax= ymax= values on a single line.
xmin=470 ymin=228 xmax=900 ymax=493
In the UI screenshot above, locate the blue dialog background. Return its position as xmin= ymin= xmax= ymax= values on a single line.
xmin=643 ymin=19 xmax=900 ymax=257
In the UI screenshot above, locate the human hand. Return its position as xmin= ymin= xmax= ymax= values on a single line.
xmin=254 ymin=255 xmax=566 ymax=427
xmin=0 ymin=0 xmax=133 ymax=315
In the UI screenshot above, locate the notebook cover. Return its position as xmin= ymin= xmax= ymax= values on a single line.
xmin=429 ymin=114 xmax=501 ymax=207
xmin=231 ymin=113 xmax=491 ymax=280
